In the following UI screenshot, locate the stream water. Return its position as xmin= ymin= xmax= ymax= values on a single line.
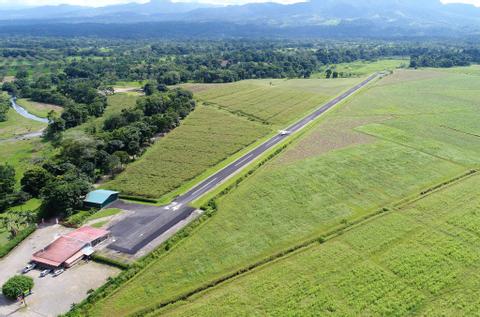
xmin=10 ymin=97 xmax=49 ymax=123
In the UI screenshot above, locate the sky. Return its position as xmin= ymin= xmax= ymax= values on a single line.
xmin=0 ymin=0 xmax=478 ymax=8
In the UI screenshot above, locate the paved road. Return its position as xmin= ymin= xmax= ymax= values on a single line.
xmin=108 ymin=73 xmax=379 ymax=254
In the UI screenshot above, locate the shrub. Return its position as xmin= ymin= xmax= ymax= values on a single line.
xmin=2 ymin=275 xmax=34 ymax=300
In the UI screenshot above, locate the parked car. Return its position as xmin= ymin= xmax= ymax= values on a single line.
xmin=40 ymin=269 xmax=51 ymax=277
xmin=22 ymin=263 xmax=36 ymax=274
xmin=52 ymin=268 xmax=64 ymax=277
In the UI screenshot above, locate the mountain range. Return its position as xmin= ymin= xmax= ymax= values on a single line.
xmin=1 ymin=0 xmax=480 ymax=38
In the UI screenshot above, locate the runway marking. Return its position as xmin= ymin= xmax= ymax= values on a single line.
xmin=265 ymin=139 xmax=277 ymax=146
xmin=191 ymin=177 xmax=218 ymax=196
xmin=234 ymin=154 xmax=254 ymax=167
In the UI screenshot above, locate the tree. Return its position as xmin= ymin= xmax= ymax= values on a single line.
xmin=21 ymin=167 xmax=52 ymax=197
xmin=0 ymin=164 xmax=15 ymax=197
xmin=143 ymin=82 xmax=157 ymax=96
xmin=2 ymin=275 xmax=34 ymax=300
xmin=40 ymin=174 xmax=92 ymax=217
xmin=325 ymin=69 xmax=332 ymax=78
xmin=0 ymin=93 xmax=9 ymax=122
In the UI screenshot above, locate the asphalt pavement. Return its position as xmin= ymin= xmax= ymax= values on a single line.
xmin=107 ymin=73 xmax=379 ymax=254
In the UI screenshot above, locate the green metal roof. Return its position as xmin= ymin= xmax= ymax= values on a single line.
xmin=84 ymin=189 xmax=119 ymax=204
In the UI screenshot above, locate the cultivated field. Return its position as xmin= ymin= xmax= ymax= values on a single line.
xmin=158 ymin=173 xmax=480 ymax=316
xmin=106 ymin=105 xmax=271 ymax=198
xmin=86 ymin=69 xmax=480 ymax=316
xmin=191 ymin=77 xmax=361 ymax=126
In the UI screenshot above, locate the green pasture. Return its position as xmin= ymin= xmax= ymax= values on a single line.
xmin=88 ymin=69 xmax=480 ymax=316
xmin=16 ymin=98 xmax=63 ymax=118
xmin=0 ymin=138 xmax=51 ymax=185
xmin=0 ymin=108 xmax=46 ymax=139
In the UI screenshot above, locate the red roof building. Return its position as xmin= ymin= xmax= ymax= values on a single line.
xmin=32 ymin=226 xmax=110 ymax=268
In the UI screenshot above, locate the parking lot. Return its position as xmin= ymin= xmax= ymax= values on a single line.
xmin=0 ymin=223 xmax=120 ymax=317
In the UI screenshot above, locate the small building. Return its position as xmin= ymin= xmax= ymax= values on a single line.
xmin=32 ymin=226 xmax=110 ymax=269
xmin=84 ymin=189 xmax=119 ymax=209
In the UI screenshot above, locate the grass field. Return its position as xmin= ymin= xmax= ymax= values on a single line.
xmin=105 ymin=105 xmax=271 ymax=198
xmin=16 ymin=98 xmax=63 ymax=118
xmin=190 ymin=77 xmax=361 ymax=126
xmin=0 ymin=138 xmax=51 ymax=185
xmin=316 ymin=58 xmax=408 ymax=78
xmin=0 ymin=108 xmax=46 ymax=139
xmin=158 ymin=173 xmax=480 ymax=316
xmin=86 ymin=69 xmax=480 ymax=316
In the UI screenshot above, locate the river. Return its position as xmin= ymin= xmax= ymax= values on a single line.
xmin=10 ymin=97 xmax=49 ymax=123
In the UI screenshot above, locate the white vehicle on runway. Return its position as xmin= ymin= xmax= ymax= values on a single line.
xmin=279 ymin=130 xmax=291 ymax=136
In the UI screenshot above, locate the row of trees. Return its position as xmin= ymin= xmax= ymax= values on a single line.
xmin=17 ymin=87 xmax=195 ymax=218
xmin=0 ymin=93 xmax=9 ymax=122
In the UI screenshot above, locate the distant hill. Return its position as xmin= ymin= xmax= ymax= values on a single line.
xmin=0 ymin=0 xmax=480 ymax=38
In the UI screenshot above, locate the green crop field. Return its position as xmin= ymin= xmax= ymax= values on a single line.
xmin=191 ymin=77 xmax=361 ymax=126
xmin=158 ymin=173 xmax=480 ymax=316
xmin=86 ymin=69 xmax=480 ymax=316
xmin=105 ymin=105 xmax=271 ymax=198
xmin=16 ymin=98 xmax=63 ymax=118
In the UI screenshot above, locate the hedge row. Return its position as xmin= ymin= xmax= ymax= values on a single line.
xmin=0 ymin=225 xmax=36 ymax=259
xmin=119 ymin=195 xmax=158 ymax=204
xmin=91 ymin=254 xmax=130 ymax=270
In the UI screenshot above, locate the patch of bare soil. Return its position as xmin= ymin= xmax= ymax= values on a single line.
xmin=274 ymin=116 xmax=391 ymax=166
xmin=113 ymin=87 xmax=143 ymax=94
xmin=29 ymin=100 xmax=64 ymax=113
xmin=0 ymin=76 xmax=14 ymax=83
xmin=378 ymin=69 xmax=444 ymax=86
xmin=179 ymin=83 xmax=229 ymax=93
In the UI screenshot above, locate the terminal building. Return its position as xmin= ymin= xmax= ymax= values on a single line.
xmin=31 ymin=226 xmax=110 ymax=269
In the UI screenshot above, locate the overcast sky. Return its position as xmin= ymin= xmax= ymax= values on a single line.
xmin=0 ymin=0 xmax=477 ymax=8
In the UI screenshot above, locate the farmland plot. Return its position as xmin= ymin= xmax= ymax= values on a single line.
xmin=87 ymin=69 xmax=480 ymax=316
xmin=157 ymin=174 xmax=480 ymax=317
xmin=106 ymin=105 xmax=271 ymax=198
xmin=194 ymin=77 xmax=361 ymax=126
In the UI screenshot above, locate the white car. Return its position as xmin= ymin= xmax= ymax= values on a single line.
xmin=52 ymin=268 xmax=64 ymax=277
xmin=279 ymin=130 xmax=291 ymax=136
xmin=22 ymin=263 xmax=36 ymax=274
xmin=40 ymin=269 xmax=51 ymax=277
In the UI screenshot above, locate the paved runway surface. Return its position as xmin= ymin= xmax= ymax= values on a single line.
xmin=107 ymin=74 xmax=379 ymax=254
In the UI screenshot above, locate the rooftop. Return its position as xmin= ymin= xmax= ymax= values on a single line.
xmin=84 ymin=189 xmax=119 ymax=204
xmin=32 ymin=226 xmax=110 ymax=267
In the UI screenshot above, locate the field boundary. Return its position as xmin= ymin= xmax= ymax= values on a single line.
xmin=135 ymin=168 xmax=479 ymax=316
